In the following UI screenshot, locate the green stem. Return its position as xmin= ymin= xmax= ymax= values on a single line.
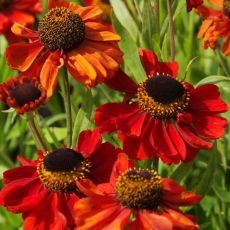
xmin=154 ymin=0 xmax=160 ymax=34
xmin=60 ymin=66 xmax=72 ymax=147
xmin=153 ymin=158 xmax=159 ymax=172
xmin=27 ymin=111 xmax=47 ymax=152
xmin=215 ymin=50 xmax=230 ymax=77
xmin=167 ymin=0 xmax=175 ymax=61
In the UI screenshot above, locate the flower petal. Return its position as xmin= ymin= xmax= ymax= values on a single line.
xmin=11 ymin=23 xmax=38 ymax=38
xmin=76 ymin=129 xmax=102 ymax=158
xmin=6 ymin=41 xmax=44 ymax=71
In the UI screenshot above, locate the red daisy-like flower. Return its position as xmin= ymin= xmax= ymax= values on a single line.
xmin=95 ymin=49 xmax=228 ymax=164
xmin=0 ymin=54 xmax=50 ymax=114
xmin=5 ymin=0 xmax=122 ymax=98
xmin=195 ymin=0 xmax=230 ymax=56
xmin=0 ymin=129 xmax=119 ymax=229
xmin=0 ymin=0 xmax=42 ymax=43
xmin=186 ymin=0 xmax=203 ymax=12
xmin=74 ymin=153 xmax=201 ymax=230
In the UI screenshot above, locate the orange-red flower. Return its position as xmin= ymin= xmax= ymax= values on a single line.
xmin=83 ymin=0 xmax=112 ymax=23
xmin=0 ymin=129 xmax=119 ymax=229
xmin=0 ymin=54 xmax=49 ymax=114
xmin=0 ymin=0 xmax=42 ymax=43
xmin=95 ymin=49 xmax=228 ymax=164
xmin=186 ymin=0 xmax=203 ymax=12
xmin=195 ymin=0 xmax=230 ymax=56
xmin=74 ymin=153 xmax=201 ymax=230
xmin=5 ymin=0 xmax=122 ymax=98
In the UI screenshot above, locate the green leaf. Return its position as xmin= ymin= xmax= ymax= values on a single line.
xmin=110 ymin=0 xmax=140 ymax=42
xmin=170 ymin=162 xmax=193 ymax=183
xmin=212 ymin=186 xmax=230 ymax=203
xmin=112 ymin=13 xmax=145 ymax=83
xmin=194 ymin=151 xmax=219 ymax=196
xmin=196 ymin=75 xmax=230 ymax=87
xmin=72 ymin=90 xmax=94 ymax=146
xmin=142 ymin=0 xmax=156 ymax=50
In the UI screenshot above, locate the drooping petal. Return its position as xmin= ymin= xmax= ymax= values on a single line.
xmin=76 ymin=129 xmax=102 ymax=158
xmin=176 ymin=122 xmax=213 ymax=149
xmin=11 ymin=23 xmax=38 ymax=38
xmin=40 ymin=51 xmax=63 ymax=98
xmin=6 ymin=41 xmax=44 ymax=71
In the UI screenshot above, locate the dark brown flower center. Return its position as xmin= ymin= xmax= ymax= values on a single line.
xmin=115 ymin=168 xmax=162 ymax=210
xmin=38 ymin=7 xmax=85 ymax=51
xmin=137 ymin=75 xmax=190 ymax=119
xmin=145 ymin=75 xmax=185 ymax=104
xmin=37 ymin=148 xmax=91 ymax=193
xmin=101 ymin=0 xmax=110 ymax=4
xmin=44 ymin=148 xmax=84 ymax=172
xmin=223 ymin=0 xmax=230 ymax=18
xmin=0 ymin=0 xmax=10 ymax=9
xmin=10 ymin=83 xmax=41 ymax=106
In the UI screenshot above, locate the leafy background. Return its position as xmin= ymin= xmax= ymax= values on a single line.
xmin=0 ymin=0 xmax=230 ymax=229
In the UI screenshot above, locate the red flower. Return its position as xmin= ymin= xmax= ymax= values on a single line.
xmin=186 ymin=0 xmax=203 ymax=12
xmin=5 ymin=0 xmax=123 ymax=98
xmin=0 ymin=0 xmax=42 ymax=43
xmin=74 ymin=153 xmax=201 ymax=230
xmin=95 ymin=49 xmax=228 ymax=164
xmin=195 ymin=0 xmax=230 ymax=56
xmin=0 ymin=129 xmax=119 ymax=229
xmin=0 ymin=54 xmax=50 ymax=114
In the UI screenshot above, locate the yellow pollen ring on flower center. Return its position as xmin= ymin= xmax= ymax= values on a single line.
xmin=115 ymin=168 xmax=162 ymax=210
xmin=37 ymin=159 xmax=91 ymax=193
xmin=136 ymin=78 xmax=190 ymax=119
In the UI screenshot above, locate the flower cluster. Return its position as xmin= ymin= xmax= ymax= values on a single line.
xmin=0 ymin=0 xmax=229 ymax=229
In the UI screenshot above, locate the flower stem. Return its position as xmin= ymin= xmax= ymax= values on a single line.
xmin=167 ymin=0 xmax=175 ymax=61
xmin=60 ymin=66 xmax=72 ymax=148
xmin=27 ymin=111 xmax=48 ymax=152
xmin=154 ymin=0 xmax=160 ymax=33
xmin=215 ymin=50 xmax=230 ymax=77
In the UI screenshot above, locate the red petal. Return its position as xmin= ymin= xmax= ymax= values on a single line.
xmin=77 ymin=179 xmax=104 ymax=197
xmin=76 ymin=129 xmax=102 ymax=158
xmin=104 ymin=69 xmax=138 ymax=96
xmin=176 ymin=122 xmax=213 ymax=149
xmin=94 ymin=103 xmax=139 ymax=133
xmin=167 ymin=123 xmax=186 ymax=160
xmin=6 ymin=41 xmax=43 ymax=71
xmin=110 ymin=152 xmax=130 ymax=185
xmin=186 ymin=0 xmax=203 ymax=12
xmin=162 ymin=178 xmax=186 ymax=194
xmin=189 ymin=84 xmax=228 ymax=113
xmin=192 ymin=112 xmax=227 ymax=139
xmin=163 ymin=191 xmax=202 ymax=206
xmin=88 ymin=142 xmax=119 ymax=184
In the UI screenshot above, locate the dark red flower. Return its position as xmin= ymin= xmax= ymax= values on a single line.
xmin=74 ymin=153 xmax=201 ymax=230
xmin=0 ymin=53 xmax=51 ymax=115
xmin=0 ymin=0 xmax=42 ymax=43
xmin=186 ymin=0 xmax=203 ymax=12
xmin=0 ymin=129 xmax=119 ymax=229
xmin=95 ymin=49 xmax=228 ymax=164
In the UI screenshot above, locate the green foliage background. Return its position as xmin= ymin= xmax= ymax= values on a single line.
xmin=0 ymin=0 xmax=230 ymax=229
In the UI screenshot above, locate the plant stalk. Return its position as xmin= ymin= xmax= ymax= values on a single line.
xmin=27 ymin=111 xmax=47 ymax=152
xmin=167 ymin=0 xmax=175 ymax=61
xmin=60 ymin=66 xmax=72 ymax=147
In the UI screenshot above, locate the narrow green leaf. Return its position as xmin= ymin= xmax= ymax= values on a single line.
xmin=212 ymin=186 xmax=230 ymax=203
xmin=196 ymin=75 xmax=230 ymax=87
xmin=110 ymin=0 xmax=139 ymax=42
xmin=72 ymin=90 xmax=94 ymax=146
xmin=112 ymin=13 xmax=145 ymax=82
xmin=194 ymin=151 xmax=218 ymax=196
xmin=170 ymin=162 xmax=193 ymax=183
xmin=142 ymin=0 xmax=155 ymax=50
